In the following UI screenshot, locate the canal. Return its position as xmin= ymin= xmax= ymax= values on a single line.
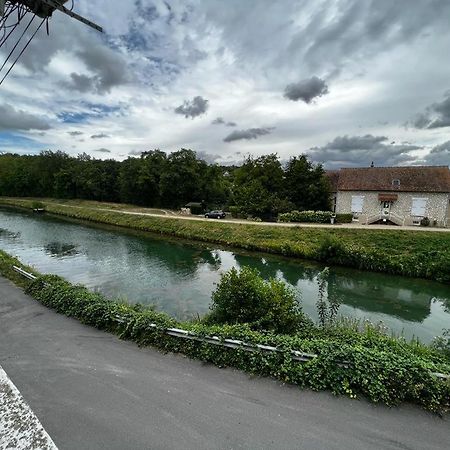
xmin=1 ymin=207 xmax=449 ymax=343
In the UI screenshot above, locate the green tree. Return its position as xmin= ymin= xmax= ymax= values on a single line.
xmin=284 ymin=155 xmax=331 ymax=211
xmin=232 ymin=154 xmax=288 ymax=219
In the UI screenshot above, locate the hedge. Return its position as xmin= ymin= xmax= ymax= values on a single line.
xmin=335 ymin=213 xmax=353 ymax=223
xmin=278 ymin=210 xmax=333 ymax=223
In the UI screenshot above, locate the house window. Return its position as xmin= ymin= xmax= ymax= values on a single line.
xmin=392 ymin=179 xmax=400 ymax=188
xmin=411 ymin=197 xmax=427 ymax=217
xmin=351 ymin=195 xmax=364 ymax=213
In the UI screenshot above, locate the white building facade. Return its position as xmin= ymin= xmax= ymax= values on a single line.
xmin=328 ymin=166 xmax=450 ymax=227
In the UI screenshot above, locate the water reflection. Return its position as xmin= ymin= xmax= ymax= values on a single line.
xmin=44 ymin=242 xmax=79 ymax=258
xmin=326 ymin=271 xmax=434 ymax=322
xmin=0 ymin=206 xmax=449 ymax=342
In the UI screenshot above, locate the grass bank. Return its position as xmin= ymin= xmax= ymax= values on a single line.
xmin=1 ymin=197 xmax=450 ymax=283
xmin=0 ymin=249 xmax=449 ymax=413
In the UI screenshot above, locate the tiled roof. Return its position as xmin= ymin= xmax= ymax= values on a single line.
xmin=336 ymin=166 xmax=450 ymax=193
xmin=324 ymin=170 xmax=340 ymax=192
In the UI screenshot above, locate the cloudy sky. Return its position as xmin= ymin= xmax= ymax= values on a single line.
xmin=0 ymin=0 xmax=449 ymax=168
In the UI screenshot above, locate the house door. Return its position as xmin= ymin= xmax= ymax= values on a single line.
xmin=381 ymin=201 xmax=391 ymax=220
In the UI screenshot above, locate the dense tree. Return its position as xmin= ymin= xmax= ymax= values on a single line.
xmin=0 ymin=150 xmax=330 ymax=217
xmin=232 ymin=154 xmax=292 ymax=219
xmin=284 ymin=155 xmax=331 ymax=211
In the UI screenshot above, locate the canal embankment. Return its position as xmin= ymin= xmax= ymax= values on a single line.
xmin=1 ymin=197 xmax=450 ymax=282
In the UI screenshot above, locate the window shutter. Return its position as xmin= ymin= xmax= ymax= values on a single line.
xmin=351 ymin=195 xmax=364 ymax=213
xmin=411 ymin=198 xmax=427 ymax=216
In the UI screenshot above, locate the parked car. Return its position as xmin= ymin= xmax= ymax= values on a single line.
xmin=205 ymin=210 xmax=226 ymax=219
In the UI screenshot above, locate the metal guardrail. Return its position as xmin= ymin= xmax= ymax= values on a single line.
xmin=11 ymin=266 xmax=450 ymax=379
xmin=12 ymin=265 xmax=37 ymax=280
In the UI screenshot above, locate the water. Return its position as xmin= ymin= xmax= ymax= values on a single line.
xmin=1 ymin=207 xmax=449 ymax=343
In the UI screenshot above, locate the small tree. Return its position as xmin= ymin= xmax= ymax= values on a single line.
xmin=316 ymin=267 xmax=341 ymax=326
xmin=206 ymin=266 xmax=306 ymax=334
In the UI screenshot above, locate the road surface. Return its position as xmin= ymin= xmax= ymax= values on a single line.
xmin=0 ymin=276 xmax=448 ymax=449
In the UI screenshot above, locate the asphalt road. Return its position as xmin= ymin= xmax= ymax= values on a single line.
xmin=0 ymin=276 xmax=448 ymax=450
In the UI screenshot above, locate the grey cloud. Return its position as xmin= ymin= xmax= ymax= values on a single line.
xmin=212 ymin=117 xmax=237 ymax=127
xmin=61 ymin=46 xmax=129 ymax=94
xmin=94 ymin=148 xmax=111 ymax=153
xmin=68 ymin=131 xmax=83 ymax=136
xmin=175 ymin=96 xmax=209 ymax=118
xmin=284 ymin=76 xmax=329 ymax=103
xmin=68 ymin=73 xmax=96 ymax=93
xmin=0 ymin=104 xmax=50 ymax=131
xmin=91 ymin=133 xmax=110 ymax=139
xmin=308 ymin=134 xmax=421 ymax=169
xmin=196 ymin=151 xmax=221 ymax=164
xmin=223 ymin=127 xmax=274 ymax=143
xmin=128 ymin=150 xmax=142 ymax=156
xmin=75 ymin=45 xmax=129 ymax=93
xmin=411 ymin=93 xmax=450 ymax=129
xmin=423 ymin=141 xmax=450 ymax=166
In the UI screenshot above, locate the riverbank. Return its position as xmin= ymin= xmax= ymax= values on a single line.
xmin=1 ymin=197 xmax=450 ymax=282
xmin=0 ymin=249 xmax=449 ymax=413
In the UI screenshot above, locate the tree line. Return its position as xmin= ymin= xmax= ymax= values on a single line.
xmin=0 ymin=149 xmax=330 ymax=219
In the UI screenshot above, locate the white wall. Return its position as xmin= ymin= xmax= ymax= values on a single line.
xmin=335 ymin=191 xmax=449 ymax=226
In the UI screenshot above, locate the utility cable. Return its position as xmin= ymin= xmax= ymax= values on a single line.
xmin=0 ymin=17 xmax=45 ymax=86
xmin=0 ymin=22 xmax=19 ymax=48
xmin=0 ymin=12 xmax=33 ymax=75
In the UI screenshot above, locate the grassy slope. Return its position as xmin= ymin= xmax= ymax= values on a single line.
xmin=1 ymin=197 xmax=450 ymax=282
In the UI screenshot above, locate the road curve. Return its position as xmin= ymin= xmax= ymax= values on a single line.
xmin=0 ymin=276 xmax=448 ymax=450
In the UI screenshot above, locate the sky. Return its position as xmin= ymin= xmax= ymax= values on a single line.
xmin=0 ymin=0 xmax=449 ymax=169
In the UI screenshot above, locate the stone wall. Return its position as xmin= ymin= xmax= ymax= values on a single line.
xmin=335 ymin=191 xmax=450 ymax=227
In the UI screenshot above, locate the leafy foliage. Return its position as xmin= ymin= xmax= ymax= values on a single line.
xmin=335 ymin=213 xmax=353 ymax=223
xmin=315 ymin=267 xmax=341 ymax=326
xmin=279 ymin=210 xmax=333 ymax=223
xmin=206 ymin=266 xmax=307 ymax=334
xmin=0 ymin=150 xmax=328 ymax=216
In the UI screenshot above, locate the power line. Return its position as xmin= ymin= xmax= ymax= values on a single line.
xmin=0 ymin=17 xmax=45 ymax=86
xmin=0 ymin=12 xmax=34 ymax=74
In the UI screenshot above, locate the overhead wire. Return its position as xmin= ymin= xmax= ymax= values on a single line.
xmin=0 ymin=16 xmax=46 ymax=86
xmin=0 ymin=11 xmax=34 ymax=74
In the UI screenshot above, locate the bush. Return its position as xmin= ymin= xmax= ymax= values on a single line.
xmin=228 ymin=206 xmax=241 ymax=218
xmin=206 ymin=267 xmax=307 ymax=334
xmin=335 ymin=213 xmax=353 ymax=223
xmin=420 ymin=217 xmax=430 ymax=227
xmin=31 ymin=201 xmax=44 ymax=210
xmin=278 ymin=210 xmax=333 ymax=223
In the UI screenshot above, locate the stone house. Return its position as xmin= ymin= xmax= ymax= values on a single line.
xmin=326 ymin=166 xmax=450 ymax=227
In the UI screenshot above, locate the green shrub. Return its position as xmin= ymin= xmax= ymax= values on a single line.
xmin=278 ymin=210 xmax=333 ymax=223
xmin=189 ymin=204 xmax=204 ymax=215
xmin=228 ymin=206 xmax=241 ymax=218
xmin=206 ymin=266 xmax=307 ymax=334
xmin=335 ymin=213 xmax=353 ymax=223
xmin=31 ymin=201 xmax=44 ymax=210
xmin=421 ymin=217 xmax=430 ymax=227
